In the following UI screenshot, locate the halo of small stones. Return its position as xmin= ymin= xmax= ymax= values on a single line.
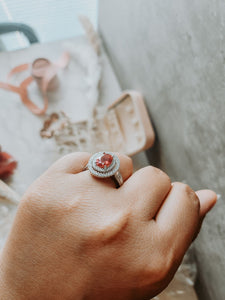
xmin=87 ymin=152 xmax=120 ymax=178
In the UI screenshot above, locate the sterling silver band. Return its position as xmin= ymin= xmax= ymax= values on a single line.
xmin=112 ymin=170 xmax=124 ymax=188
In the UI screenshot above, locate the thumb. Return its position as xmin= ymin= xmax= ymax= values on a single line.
xmin=196 ymin=189 xmax=217 ymax=218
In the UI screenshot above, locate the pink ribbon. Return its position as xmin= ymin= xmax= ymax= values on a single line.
xmin=0 ymin=52 xmax=70 ymax=115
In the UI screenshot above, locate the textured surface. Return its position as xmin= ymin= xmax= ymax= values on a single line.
xmin=98 ymin=1 xmax=225 ymax=299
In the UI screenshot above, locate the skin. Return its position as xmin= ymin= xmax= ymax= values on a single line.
xmin=0 ymin=152 xmax=217 ymax=300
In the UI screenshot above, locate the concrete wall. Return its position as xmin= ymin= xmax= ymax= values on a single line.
xmin=98 ymin=1 xmax=225 ymax=299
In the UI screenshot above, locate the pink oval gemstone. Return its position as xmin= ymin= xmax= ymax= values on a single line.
xmin=96 ymin=152 xmax=113 ymax=169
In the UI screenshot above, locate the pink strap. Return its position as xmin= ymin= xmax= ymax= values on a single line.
xmin=6 ymin=63 xmax=30 ymax=81
xmin=0 ymin=52 xmax=69 ymax=115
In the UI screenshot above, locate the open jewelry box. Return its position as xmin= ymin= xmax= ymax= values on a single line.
xmin=104 ymin=90 xmax=155 ymax=156
xmin=42 ymin=90 xmax=155 ymax=156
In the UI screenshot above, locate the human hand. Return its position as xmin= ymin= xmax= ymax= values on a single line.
xmin=0 ymin=152 xmax=217 ymax=300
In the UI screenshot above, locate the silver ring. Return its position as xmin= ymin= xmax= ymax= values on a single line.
xmin=85 ymin=152 xmax=123 ymax=188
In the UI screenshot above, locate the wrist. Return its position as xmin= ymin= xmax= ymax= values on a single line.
xmin=0 ymin=252 xmax=91 ymax=300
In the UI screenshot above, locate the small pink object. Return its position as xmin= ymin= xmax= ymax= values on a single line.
xmin=31 ymin=58 xmax=59 ymax=91
xmin=0 ymin=149 xmax=17 ymax=180
xmin=0 ymin=52 xmax=70 ymax=115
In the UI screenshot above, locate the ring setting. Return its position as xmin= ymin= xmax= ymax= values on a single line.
xmin=86 ymin=152 xmax=123 ymax=187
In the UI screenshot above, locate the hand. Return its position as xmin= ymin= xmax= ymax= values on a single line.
xmin=0 ymin=152 xmax=216 ymax=300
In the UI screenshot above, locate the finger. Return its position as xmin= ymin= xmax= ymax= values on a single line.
xmin=83 ymin=152 xmax=133 ymax=187
xmin=48 ymin=152 xmax=91 ymax=174
xmin=195 ymin=189 xmax=217 ymax=218
xmin=114 ymin=152 xmax=133 ymax=182
xmin=118 ymin=166 xmax=171 ymax=220
xmin=193 ymin=189 xmax=217 ymax=240
xmin=155 ymin=182 xmax=200 ymax=257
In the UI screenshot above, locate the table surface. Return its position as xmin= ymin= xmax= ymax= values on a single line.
xmin=0 ymin=35 xmax=149 ymax=196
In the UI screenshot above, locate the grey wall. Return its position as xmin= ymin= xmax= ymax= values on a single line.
xmin=98 ymin=1 xmax=225 ymax=299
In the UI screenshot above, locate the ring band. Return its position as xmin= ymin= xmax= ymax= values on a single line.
xmin=111 ymin=170 xmax=124 ymax=188
xmin=85 ymin=152 xmax=124 ymax=188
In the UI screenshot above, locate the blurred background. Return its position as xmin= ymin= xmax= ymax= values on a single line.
xmin=0 ymin=0 xmax=98 ymax=50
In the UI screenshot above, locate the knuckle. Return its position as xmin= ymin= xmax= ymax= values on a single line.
xmin=61 ymin=151 xmax=90 ymax=161
xmin=126 ymin=155 xmax=133 ymax=167
xmin=20 ymin=175 xmax=58 ymax=215
xmin=152 ymin=252 xmax=174 ymax=283
xmin=85 ymin=209 xmax=131 ymax=246
xmin=50 ymin=152 xmax=91 ymax=171
xmin=20 ymin=188 xmax=44 ymax=216
xmin=138 ymin=250 xmax=174 ymax=286
xmin=117 ymin=153 xmax=133 ymax=167
xmin=174 ymin=182 xmax=200 ymax=210
xmin=146 ymin=166 xmax=171 ymax=185
xmin=173 ymin=182 xmax=191 ymax=194
xmin=21 ymin=182 xmax=42 ymax=206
